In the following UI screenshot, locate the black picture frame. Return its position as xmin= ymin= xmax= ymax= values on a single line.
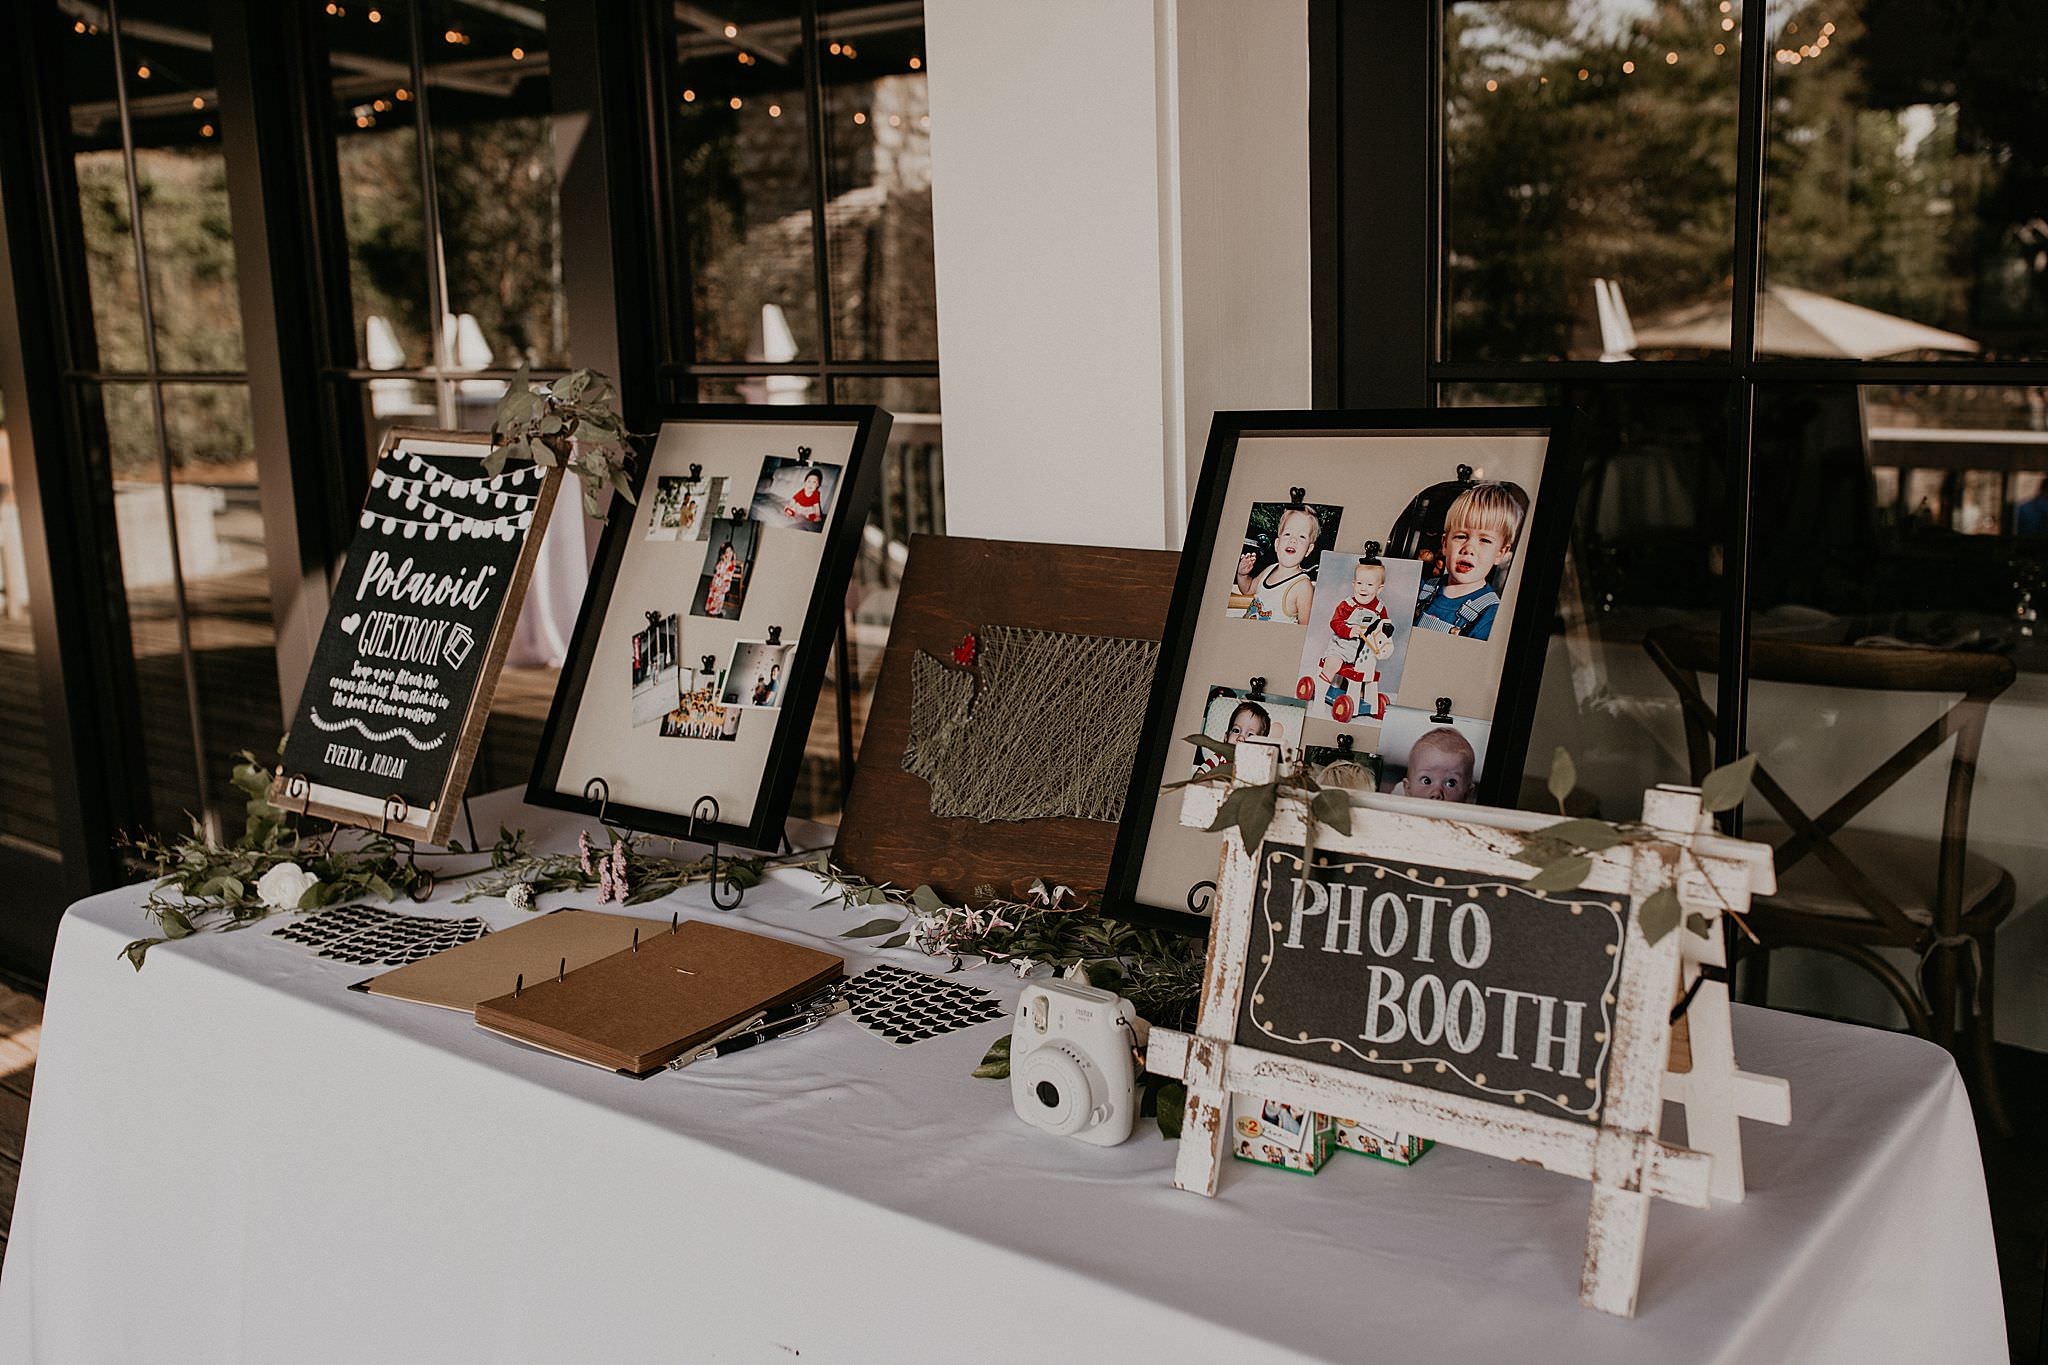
xmin=1106 ymin=407 xmax=1583 ymax=934
xmin=526 ymin=404 xmax=891 ymax=850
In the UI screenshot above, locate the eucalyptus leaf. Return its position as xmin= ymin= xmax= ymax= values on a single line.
xmin=1184 ymin=733 xmax=1233 ymax=756
xmin=878 ymin=933 xmax=911 ymax=950
xmin=1521 ymin=855 xmax=1591 ymax=893
xmin=1547 ymin=747 xmax=1578 ymax=811
xmin=1310 ymin=787 xmax=1352 ymax=836
xmin=1699 ymin=753 xmax=1758 ymax=814
xmin=161 ymin=908 xmax=195 ymax=939
xmin=1685 ymin=911 xmax=1713 ymax=939
xmin=911 ymin=885 xmax=946 ymax=914
xmin=122 ymin=938 xmax=162 ymax=971
xmin=843 ymin=917 xmax=904 ymax=938
xmin=1639 ymin=885 xmax=1681 ymax=945
xmin=1155 ymin=1080 xmax=1186 ymax=1140
xmin=1237 ymin=782 xmax=1281 ymax=852
xmin=972 ymin=1035 xmax=1012 ymax=1079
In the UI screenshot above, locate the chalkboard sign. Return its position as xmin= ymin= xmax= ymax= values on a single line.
xmin=274 ymin=429 xmax=561 ymax=844
xmin=1144 ymin=742 xmax=1786 ymax=1318
xmin=1236 ymin=848 xmax=1626 ymax=1124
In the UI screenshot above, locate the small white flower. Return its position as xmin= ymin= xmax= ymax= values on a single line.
xmin=506 ymin=883 xmax=536 ymax=913
xmin=257 ymin=861 xmax=320 ymax=911
xmin=1011 ymin=957 xmax=1041 ymax=979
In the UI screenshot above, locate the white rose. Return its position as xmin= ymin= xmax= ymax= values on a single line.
xmin=257 ymin=862 xmax=321 ymax=911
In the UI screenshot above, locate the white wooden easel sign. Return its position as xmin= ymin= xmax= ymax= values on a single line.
xmin=1152 ymin=743 xmax=1787 ymax=1317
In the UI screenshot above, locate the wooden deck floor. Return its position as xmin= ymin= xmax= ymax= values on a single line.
xmin=0 ymin=983 xmax=43 ymax=1267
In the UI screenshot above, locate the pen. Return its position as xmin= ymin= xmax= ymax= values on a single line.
xmin=690 ymin=998 xmax=848 ymax=1062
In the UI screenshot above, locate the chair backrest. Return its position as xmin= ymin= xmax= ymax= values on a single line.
xmin=1643 ymin=626 xmax=2015 ymax=938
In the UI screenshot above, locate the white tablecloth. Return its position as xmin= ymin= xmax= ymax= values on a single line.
xmin=0 ymin=792 xmax=2007 ymax=1364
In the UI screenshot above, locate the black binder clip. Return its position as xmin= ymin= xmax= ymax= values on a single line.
xmin=1287 ymin=486 xmax=1307 ymax=507
xmin=1248 ymin=676 xmax=1267 ymax=696
xmin=1336 ymin=733 xmax=1356 ymax=756
xmin=795 ymin=445 xmax=812 ymax=466
xmin=688 ymin=462 xmax=702 ymax=481
xmin=1431 ymin=697 xmax=1455 ymax=723
xmin=766 ymin=625 xmax=783 ymax=646
xmin=1456 ymin=463 xmax=1475 ymax=484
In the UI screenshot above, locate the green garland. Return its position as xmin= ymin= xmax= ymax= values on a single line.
xmin=117 ymin=747 xmax=769 ymax=969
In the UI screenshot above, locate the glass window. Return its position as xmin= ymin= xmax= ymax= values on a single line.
xmin=0 ymin=382 xmax=58 ymax=855
xmin=329 ymin=2 xmax=434 ymax=371
xmin=1762 ymin=3 xmax=2048 ymax=361
xmin=1443 ymin=381 xmax=1728 ymax=817
xmin=816 ymin=2 xmax=936 ymax=362
xmin=671 ymin=1 xmax=821 ymax=364
xmin=1443 ymin=3 xmax=1744 ymax=362
xmin=425 ymin=0 xmax=567 ymax=371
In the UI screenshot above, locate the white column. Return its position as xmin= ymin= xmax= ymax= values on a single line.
xmin=925 ymin=0 xmax=1310 ymax=550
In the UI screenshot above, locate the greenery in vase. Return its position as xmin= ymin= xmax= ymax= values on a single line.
xmin=487 ymin=366 xmax=640 ymax=516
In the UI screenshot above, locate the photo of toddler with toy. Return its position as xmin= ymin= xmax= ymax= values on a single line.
xmin=1292 ymin=542 xmax=1422 ymax=726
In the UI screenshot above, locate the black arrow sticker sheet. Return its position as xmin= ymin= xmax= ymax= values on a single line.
xmin=272 ymin=904 xmax=489 ymax=966
xmin=840 ymin=964 xmax=1005 ymax=1046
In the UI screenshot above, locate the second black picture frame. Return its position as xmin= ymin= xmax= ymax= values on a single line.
xmin=527 ymin=405 xmax=891 ymax=850
xmin=1106 ymin=407 xmax=1583 ymax=933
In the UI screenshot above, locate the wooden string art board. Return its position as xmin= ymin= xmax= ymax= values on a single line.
xmin=834 ymin=535 xmax=1180 ymax=904
xmin=1149 ymin=742 xmax=1785 ymax=1317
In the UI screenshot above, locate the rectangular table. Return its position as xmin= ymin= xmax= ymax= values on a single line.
xmin=0 ymin=791 xmax=2007 ymax=1363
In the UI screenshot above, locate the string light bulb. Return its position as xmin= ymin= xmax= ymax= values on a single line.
xmin=682 ymin=88 xmax=696 ymax=102
xmin=368 ymin=8 xmax=381 ymax=21
xmin=1485 ymin=78 xmax=1498 ymax=91
xmin=723 ymin=23 xmax=737 ymax=37
xmin=768 ymin=103 xmax=781 ymax=117
xmin=136 ymin=64 xmax=151 ymax=79
xmin=1622 ymin=60 xmax=1635 ymax=73
xmin=511 ymin=46 xmax=525 ymax=60
xmin=191 ymin=95 xmax=205 ymax=109
xmin=394 ymin=87 xmax=410 ymax=101
xmin=200 ymin=123 xmax=214 ymax=137
xmin=1665 ymin=50 xmax=1678 ymax=64
xmin=908 ymin=56 xmax=921 ymax=70
xmin=852 ymin=110 xmax=866 ymax=124
xmin=729 ymin=95 xmax=742 ymax=109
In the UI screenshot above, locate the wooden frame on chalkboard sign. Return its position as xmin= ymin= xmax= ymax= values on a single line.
xmin=1147 ymin=742 xmax=1784 ymax=1318
xmin=272 ymin=428 xmax=562 ymax=846
xmin=527 ymin=406 xmax=889 ymax=851
xmin=1106 ymin=408 xmax=1582 ymax=934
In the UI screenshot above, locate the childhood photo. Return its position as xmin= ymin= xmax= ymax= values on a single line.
xmin=691 ymin=516 xmax=761 ymax=620
xmin=749 ymin=455 xmax=842 ymax=533
xmin=1223 ymin=497 xmax=1344 ymax=624
xmin=629 ymin=611 xmax=680 ymax=728
xmin=1293 ymin=546 xmax=1422 ymax=726
xmin=1389 ymin=479 xmax=1528 ymax=642
xmin=1192 ymin=685 xmax=1307 ymax=776
xmin=1303 ymin=742 xmax=1381 ymax=792
xmin=1375 ymin=706 xmax=1493 ymax=804
xmin=658 ymin=684 xmax=743 ymax=742
xmin=721 ymin=639 xmax=799 ymax=709
xmin=645 ymin=476 xmax=704 ymax=542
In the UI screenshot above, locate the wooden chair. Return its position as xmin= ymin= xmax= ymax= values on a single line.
xmin=1644 ymin=626 xmax=2018 ymax=1132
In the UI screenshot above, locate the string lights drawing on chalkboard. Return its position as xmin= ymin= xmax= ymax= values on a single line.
xmin=273 ymin=428 xmax=565 ymax=846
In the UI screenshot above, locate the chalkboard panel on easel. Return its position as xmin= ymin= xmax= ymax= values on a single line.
xmin=274 ymin=428 xmax=561 ymax=845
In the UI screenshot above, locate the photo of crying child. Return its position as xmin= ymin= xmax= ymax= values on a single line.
xmin=1375 ymin=705 xmax=1493 ymax=804
xmin=1405 ymin=481 xmax=1528 ymax=642
xmin=1292 ymin=546 xmax=1422 ymax=726
xmin=1224 ymin=499 xmax=1344 ymax=624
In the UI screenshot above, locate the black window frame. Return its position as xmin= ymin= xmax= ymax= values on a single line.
xmin=1312 ymin=0 xmax=2048 ymax=795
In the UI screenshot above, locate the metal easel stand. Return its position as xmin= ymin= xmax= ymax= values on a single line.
xmin=581 ymin=777 xmax=746 ymax=912
xmin=282 ymin=772 xmax=476 ymax=901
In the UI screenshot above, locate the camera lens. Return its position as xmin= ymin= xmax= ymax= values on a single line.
xmin=1035 ymin=1080 xmax=1060 ymax=1108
